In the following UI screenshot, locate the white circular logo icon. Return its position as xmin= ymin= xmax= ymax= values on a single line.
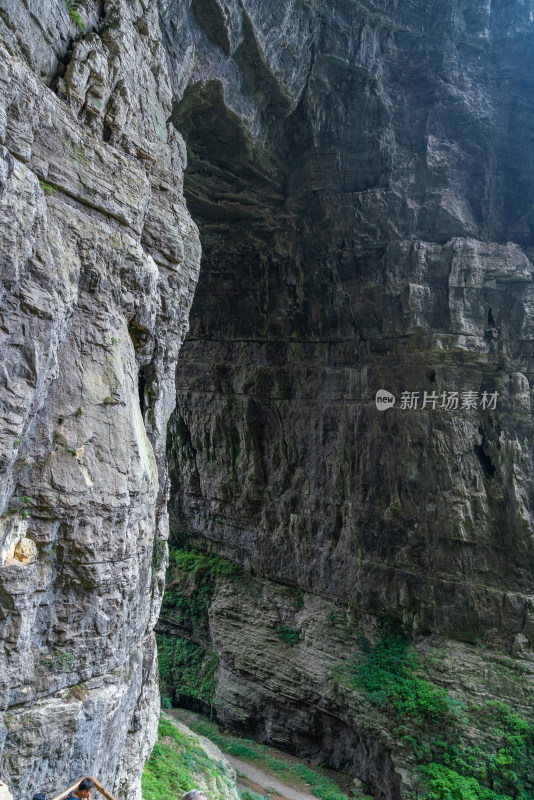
xmin=375 ymin=389 xmax=396 ymax=411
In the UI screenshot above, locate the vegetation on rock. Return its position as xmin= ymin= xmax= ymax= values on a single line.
xmin=65 ymin=0 xmax=84 ymax=31
xmin=142 ymin=717 xmax=237 ymax=800
xmin=176 ymin=714 xmax=349 ymax=800
xmin=349 ymin=621 xmax=534 ymax=799
xmin=275 ymin=624 xmax=300 ymax=646
xmin=158 ymin=547 xmax=243 ymax=709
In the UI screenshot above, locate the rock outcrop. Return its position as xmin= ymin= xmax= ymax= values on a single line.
xmin=0 ymin=2 xmax=199 ymax=798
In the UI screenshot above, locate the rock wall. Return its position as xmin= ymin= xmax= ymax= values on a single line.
xmin=0 ymin=2 xmax=200 ymax=798
xmin=166 ymin=0 xmax=534 ymax=644
xmin=161 ymin=0 xmax=534 ymax=796
xmin=2 ymin=0 xmax=534 ymax=797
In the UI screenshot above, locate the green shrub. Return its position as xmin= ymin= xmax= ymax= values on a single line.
xmin=420 ymin=763 xmax=510 ymax=800
xmin=275 ymin=624 xmax=299 ymax=646
xmin=350 ymin=620 xmax=534 ymax=799
xmin=65 ymin=0 xmax=84 ymax=31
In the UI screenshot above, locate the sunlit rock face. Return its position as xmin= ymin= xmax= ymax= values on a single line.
xmin=162 ymin=0 xmax=534 ymax=796
xmin=0 ymin=2 xmax=200 ymax=798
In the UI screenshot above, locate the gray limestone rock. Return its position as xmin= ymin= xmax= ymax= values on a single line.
xmin=0 ymin=1 xmax=200 ymax=798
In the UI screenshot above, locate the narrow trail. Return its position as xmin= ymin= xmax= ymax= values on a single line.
xmin=226 ymin=755 xmax=319 ymax=800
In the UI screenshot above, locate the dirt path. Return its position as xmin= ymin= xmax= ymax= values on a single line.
xmin=167 ymin=709 xmax=348 ymax=800
xmin=227 ymin=755 xmax=318 ymax=800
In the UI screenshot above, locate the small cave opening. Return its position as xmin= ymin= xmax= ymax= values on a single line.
xmin=138 ymin=363 xmax=155 ymax=422
xmin=474 ymin=443 xmax=496 ymax=478
xmin=138 ymin=367 xmax=147 ymax=418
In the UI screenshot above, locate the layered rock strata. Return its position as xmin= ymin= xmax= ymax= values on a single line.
xmin=0 ymin=2 xmax=199 ymax=798
xmin=162 ymin=0 xmax=534 ymax=796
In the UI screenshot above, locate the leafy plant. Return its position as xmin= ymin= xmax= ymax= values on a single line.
xmin=65 ymin=0 xmax=84 ymax=31
xmin=347 ymin=620 xmax=534 ymax=800
xmin=41 ymin=643 xmax=75 ymax=673
xmin=53 ymin=430 xmax=67 ymax=446
xmin=275 ymin=624 xmax=299 ymax=646
xmin=66 ymin=683 xmax=87 ymax=702
xmin=19 ymin=496 xmax=35 ymax=508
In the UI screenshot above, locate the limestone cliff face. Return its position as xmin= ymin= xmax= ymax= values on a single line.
xmin=166 ymin=0 xmax=534 ymax=643
xmin=0 ymin=2 xmax=199 ymax=797
xmin=161 ymin=0 xmax=534 ymax=796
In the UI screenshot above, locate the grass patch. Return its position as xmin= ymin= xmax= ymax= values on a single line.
xmin=39 ymin=179 xmax=56 ymax=195
xmin=142 ymin=717 xmax=236 ymax=800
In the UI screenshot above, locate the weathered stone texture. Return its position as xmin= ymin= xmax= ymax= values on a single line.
xmin=166 ymin=0 xmax=534 ymax=642
xmin=0 ymin=2 xmax=200 ymax=798
xmin=208 ymin=575 xmax=534 ymax=798
xmin=163 ymin=0 xmax=534 ymax=795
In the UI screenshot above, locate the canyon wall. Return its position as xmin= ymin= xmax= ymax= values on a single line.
xmin=0 ymin=1 xmax=200 ymax=797
xmin=161 ymin=0 xmax=534 ymax=797
xmin=2 ymin=0 xmax=534 ymax=798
